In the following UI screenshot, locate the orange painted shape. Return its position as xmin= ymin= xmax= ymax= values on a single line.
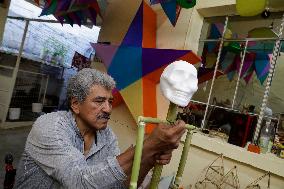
xmin=143 ymin=65 xmax=167 ymax=84
xmin=143 ymin=78 xmax=157 ymax=134
xmin=142 ymin=2 xmax=157 ymax=48
xmin=180 ymin=52 xmax=202 ymax=65
xmin=248 ymin=143 xmax=260 ymax=154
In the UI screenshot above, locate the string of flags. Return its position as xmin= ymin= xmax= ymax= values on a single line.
xmin=150 ymin=0 xmax=196 ymax=26
xmin=201 ymin=23 xmax=284 ymax=85
xmin=35 ymin=0 xmax=101 ymax=26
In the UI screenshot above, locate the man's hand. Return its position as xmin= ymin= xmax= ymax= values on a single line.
xmin=145 ymin=120 xmax=186 ymax=161
xmin=155 ymin=150 xmax=173 ymax=165
xmin=118 ymin=120 xmax=185 ymax=187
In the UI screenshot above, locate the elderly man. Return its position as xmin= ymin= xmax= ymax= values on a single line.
xmin=15 ymin=68 xmax=186 ymax=189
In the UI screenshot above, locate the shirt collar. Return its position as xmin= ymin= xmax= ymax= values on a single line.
xmin=67 ymin=110 xmax=84 ymax=140
xmin=67 ymin=111 xmax=107 ymax=158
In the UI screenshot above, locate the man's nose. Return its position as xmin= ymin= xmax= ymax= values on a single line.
xmin=102 ymin=101 xmax=112 ymax=112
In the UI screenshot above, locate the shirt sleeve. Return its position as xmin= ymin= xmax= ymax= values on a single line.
xmin=25 ymin=117 xmax=127 ymax=189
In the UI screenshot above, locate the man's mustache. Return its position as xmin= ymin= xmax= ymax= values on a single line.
xmin=97 ymin=113 xmax=110 ymax=120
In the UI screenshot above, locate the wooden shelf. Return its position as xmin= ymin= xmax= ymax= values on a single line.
xmin=0 ymin=64 xmax=14 ymax=70
xmin=0 ymin=121 xmax=34 ymax=129
xmin=191 ymin=132 xmax=284 ymax=177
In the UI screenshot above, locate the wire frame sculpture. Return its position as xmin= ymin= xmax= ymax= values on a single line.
xmin=195 ymin=154 xmax=240 ymax=189
xmin=245 ymin=172 xmax=271 ymax=189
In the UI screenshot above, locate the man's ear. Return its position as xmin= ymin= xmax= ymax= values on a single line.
xmin=70 ymin=97 xmax=80 ymax=114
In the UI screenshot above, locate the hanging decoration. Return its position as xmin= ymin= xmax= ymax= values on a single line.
xmin=220 ymin=51 xmax=238 ymax=81
xmin=36 ymin=0 xmax=101 ymax=26
xmin=254 ymin=53 xmax=270 ymax=84
xmin=197 ymin=67 xmax=223 ymax=84
xmin=201 ymin=23 xmax=283 ymax=84
xmin=218 ymin=50 xmax=270 ymax=84
xmin=71 ymin=51 xmax=91 ymax=71
xmin=261 ymin=0 xmax=271 ymax=19
xmin=235 ymin=52 xmax=256 ymax=83
xmin=151 ymin=0 xmax=181 ymax=26
xmin=177 ymin=0 xmax=196 ymax=9
xmin=247 ymin=27 xmax=284 ymax=53
xmin=248 ymin=27 xmax=277 ymax=38
xmin=236 ymin=0 xmax=267 ymax=17
xmin=261 ymin=8 xmax=271 ymax=18
xmin=205 ymin=22 xmax=234 ymax=54
xmin=92 ymin=1 xmax=201 ymax=133
xmin=150 ymin=0 xmax=196 ymax=26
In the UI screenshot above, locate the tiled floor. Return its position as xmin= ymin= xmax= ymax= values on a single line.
xmin=0 ymin=126 xmax=31 ymax=188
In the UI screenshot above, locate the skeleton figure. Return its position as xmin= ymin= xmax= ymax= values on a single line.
xmin=160 ymin=60 xmax=198 ymax=107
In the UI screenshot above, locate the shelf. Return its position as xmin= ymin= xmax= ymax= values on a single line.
xmin=0 ymin=121 xmax=34 ymax=129
xmin=190 ymin=132 xmax=284 ymax=177
xmin=0 ymin=64 xmax=14 ymax=70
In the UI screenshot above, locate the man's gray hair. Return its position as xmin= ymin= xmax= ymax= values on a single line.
xmin=67 ymin=68 xmax=116 ymax=107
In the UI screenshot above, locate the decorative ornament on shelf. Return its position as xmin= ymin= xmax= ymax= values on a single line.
xmin=236 ymin=0 xmax=266 ymax=17
xmin=177 ymin=0 xmax=196 ymax=9
xmin=261 ymin=0 xmax=271 ymax=19
xmin=261 ymin=8 xmax=271 ymax=19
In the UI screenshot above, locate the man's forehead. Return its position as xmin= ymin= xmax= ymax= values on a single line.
xmin=94 ymin=95 xmax=114 ymax=99
xmin=88 ymin=85 xmax=113 ymax=99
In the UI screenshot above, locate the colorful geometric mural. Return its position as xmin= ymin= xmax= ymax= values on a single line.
xmin=92 ymin=1 xmax=200 ymax=132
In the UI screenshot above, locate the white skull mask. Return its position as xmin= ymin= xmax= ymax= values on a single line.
xmin=160 ymin=60 xmax=198 ymax=107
